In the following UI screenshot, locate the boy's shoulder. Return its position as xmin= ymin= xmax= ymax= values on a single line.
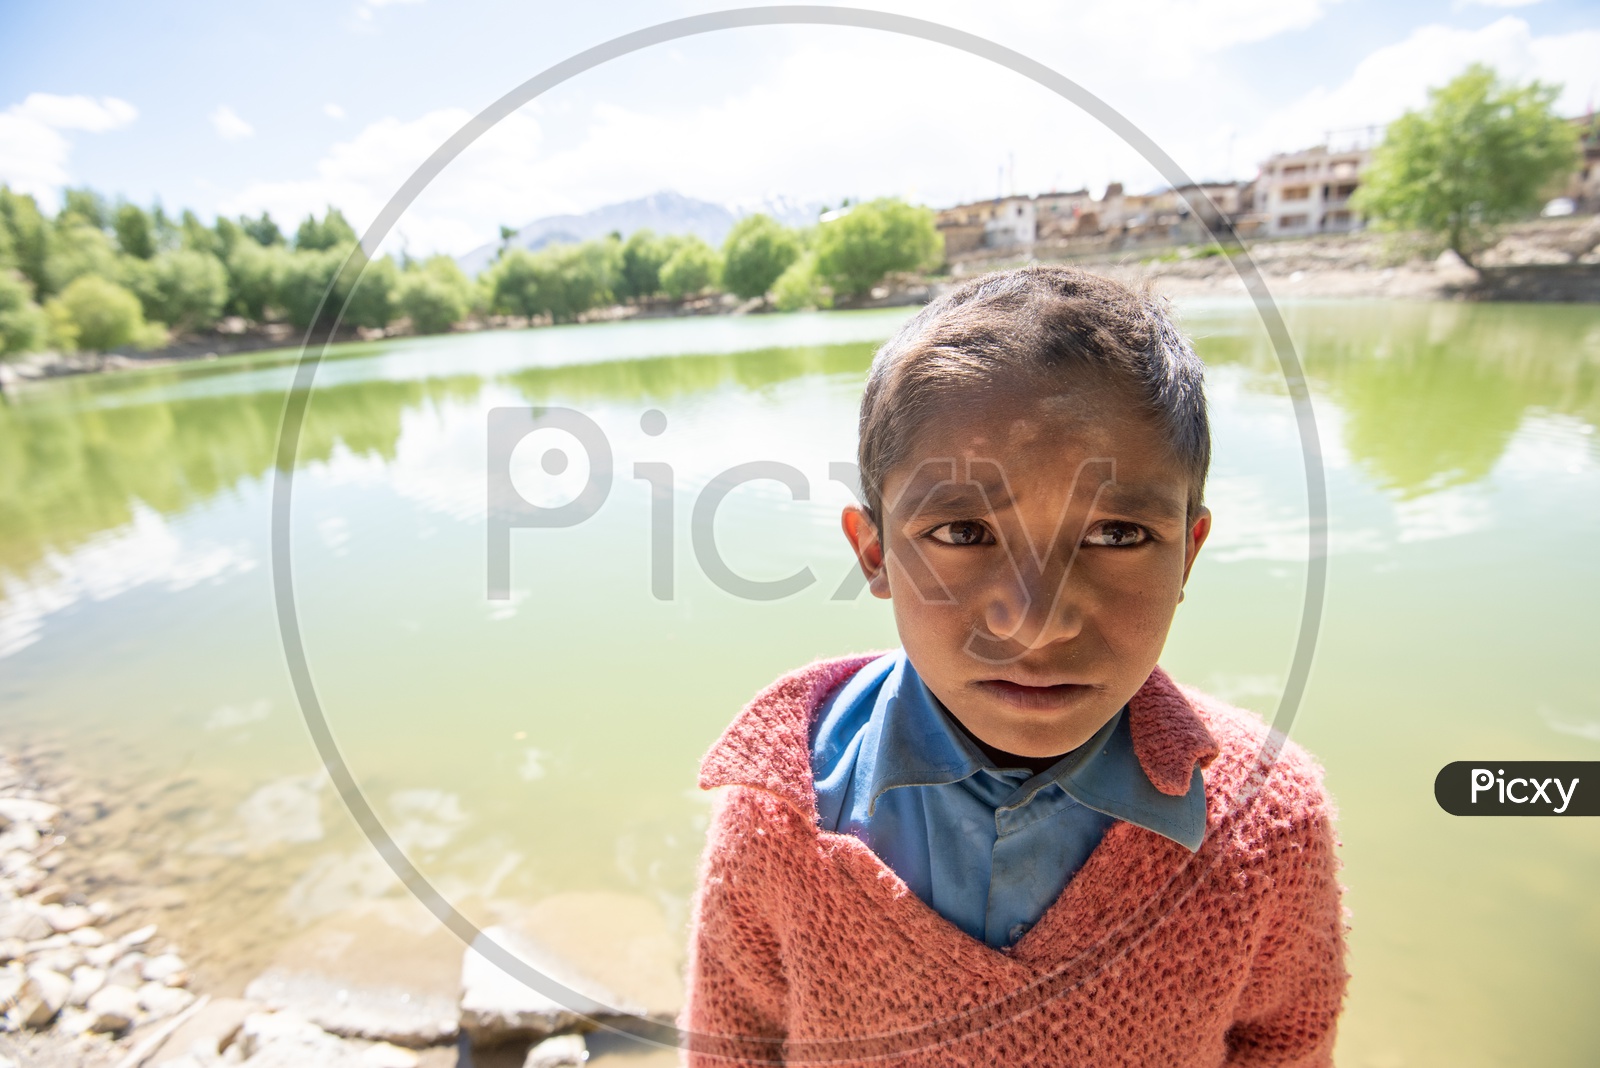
xmin=1177 ymin=682 xmax=1338 ymax=843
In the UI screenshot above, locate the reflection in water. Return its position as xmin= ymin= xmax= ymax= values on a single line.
xmin=1197 ymin=301 xmax=1600 ymax=497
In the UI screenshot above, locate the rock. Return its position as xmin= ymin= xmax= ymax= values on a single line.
xmin=460 ymin=926 xmax=645 ymax=1048
xmin=0 ymin=939 xmax=23 ymax=963
xmin=89 ymin=900 xmax=118 ymax=922
xmin=85 ymin=982 xmax=142 ymax=1033
xmin=0 ymin=823 xmax=41 ymax=854
xmin=67 ymin=964 xmax=105 ymax=1006
xmin=108 ymin=951 xmax=147 ymax=987
xmin=0 ymin=967 xmax=25 ymax=1006
xmin=143 ymin=952 xmax=188 ymax=985
xmin=361 ymin=1041 xmax=421 ymax=1067
xmin=0 ymin=799 xmax=60 ymax=827
xmin=16 ymin=968 xmax=71 ymax=1028
xmin=120 ymin=923 xmax=158 ymax=948
xmin=84 ymin=943 xmax=121 ymax=968
xmin=43 ymin=904 xmax=94 ymax=932
xmin=33 ymin=884 xmax=69 ymax=906
xmin=0 ymin=852 xmax=34 ymax=877
xmin=70 ymin=926 xmax=106 ymax=947
xmin=138 ymin=980 xmax=196 ymax=1019
xmin=0 ymin=911 xmax=51 ymax=942
xmin=524 ymin=1033 xmax=588 ymax=1067
xmin=245 ymin=968 xmax=459 ymax=1049
xmin=147 ymin=997 xmax=261 ymax=1063
xmin=234 ymin=1011 xmax=366 ymax=1067
xmin=31 ymin=946 xmax=84 ymax=974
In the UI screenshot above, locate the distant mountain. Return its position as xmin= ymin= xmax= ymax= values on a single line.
xmin=456 ymin=190 xmax=821 ymax=276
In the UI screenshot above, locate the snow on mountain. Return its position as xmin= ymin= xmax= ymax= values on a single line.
xmin=455 ymin=190 xmax=822 ymax=276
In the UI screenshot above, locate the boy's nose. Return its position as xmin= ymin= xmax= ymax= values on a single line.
xmin=977 ymin=558 xmax=1085 ymax=655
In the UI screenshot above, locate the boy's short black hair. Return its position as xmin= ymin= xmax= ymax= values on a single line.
xmin=857 ymin=264 xmax=1210 ymax=522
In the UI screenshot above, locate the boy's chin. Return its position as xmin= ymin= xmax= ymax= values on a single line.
xmin=959 ymin=682 xmax=1121 ymax=758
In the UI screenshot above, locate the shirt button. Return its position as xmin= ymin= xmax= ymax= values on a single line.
xmin=1009 ymin=922 xmax=1032 ymax=942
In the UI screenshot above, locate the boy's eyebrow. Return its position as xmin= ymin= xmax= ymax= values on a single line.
xmin=890 ymin=479 xmax=1187 ymax=522
xmin=1097 ymin=484 xmax=1189 ymax=522
xmin=892 ymin=479 xmax=1013 ymax=519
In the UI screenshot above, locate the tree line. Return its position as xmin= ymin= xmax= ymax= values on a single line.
xmin=0 ymin=190 xmax=943 ymax=358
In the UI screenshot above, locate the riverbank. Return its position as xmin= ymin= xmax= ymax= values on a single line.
xmin=0 ymin=742 xmax=675 ymax=1068
xmin=3 ymin=216 xmax=1597 ymax=394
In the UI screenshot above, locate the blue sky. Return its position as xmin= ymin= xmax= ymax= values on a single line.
xmin=2 ymin=0 xmax=1596 ymax=255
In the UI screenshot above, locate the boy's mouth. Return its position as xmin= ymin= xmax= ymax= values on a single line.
xmin=975 ymin=678 xmax=1095 ymax=711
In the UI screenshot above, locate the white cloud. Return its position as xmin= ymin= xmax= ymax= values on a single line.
xmin=0 ymin=504 xmax=256 ymax=659
xmin=1250 ymin=18 xmax=1600 ymax=161
xmin=324 ymin=103 xmax=346 ymax=120
xmin=1453 ymin=0 xmax=1541 ymax=8
xmin=0 ymin=93 xmax=137 ymax=206
xmin=210 ymin=104 xmax=255 ymax=141
xmin=208 ymin=0 xmax=1376 ymax=254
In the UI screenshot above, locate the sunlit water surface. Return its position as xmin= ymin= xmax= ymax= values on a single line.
xmin=2 ymin=302 xmax=1598 ymax=1066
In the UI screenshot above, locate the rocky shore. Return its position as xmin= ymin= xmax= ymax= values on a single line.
xmin=0 ymin=745 xmax=677 ymax=1068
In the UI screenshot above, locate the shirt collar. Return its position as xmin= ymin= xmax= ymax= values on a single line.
xmin=866 ymin=653 xmax=1207 ymax=850
xmin=700 ymin=652 xmax=1219 ymax=847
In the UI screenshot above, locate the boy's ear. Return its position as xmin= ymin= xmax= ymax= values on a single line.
xmin=1181 ymin=505 xmax=1212 ymax=589
xmin=841 ymin=505 xmax=892 ymax=600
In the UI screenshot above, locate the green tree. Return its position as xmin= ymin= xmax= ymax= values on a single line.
xmin=487 ymin=239 xmax=619 ymax=323
xmin=45 ymin=274 xmax=166 ymax=352
xmin=239 ymin=211 xmax=284 ymax=247
xmin=618 ymin=229 xmax=670 ymax=300
xmin=0 ymin=188 xmax=54 ymax=297
xmin=721 ymin=215 xmax=801 ymax=301
xmin=114 ymin=203 xmax=156 ymax=259
xmin=47 ymin=219 xmax=119 ymax=295
xmin=278 ymin=246 xmax=398 ymax=331
xmin=295 ymin=207 xmax=358 ymax=251
xmin=0 ymin=269 xmax=50 ymax=356
xmin=396 ymin=255 xmax=474 ymax=334
xmin=770 ymin=251 xmax=832 ymax=311
xmin=814 ymin=198 xmax=943 ymax=298
xmin=224 ymin=238 xmax=290 ymax=321
xmin=60 ymin=187 xmax=109 ymax=230
xmin=129 ymin=248 xmax=229 ymax=333
xmin=1353 ymin=64 xmax=1580 ymax=266
xmin=659 ymin=235 xmax=721 ymax=300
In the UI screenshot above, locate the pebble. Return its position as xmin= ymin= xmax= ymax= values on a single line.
xmin=0 ymin=911 xmax=51 ymax=942
xmin=143 ymin=951 xmax=188 ymax=985
xmin=0 ymin=939 xmax=23 ymax=963
xmin=17 ymin=968 xmax=71 ymax=1028
xmin=67 ymin=964 xmax=105 ymax=1007
xmin=69 ymin=925 xmax=105 ymax=947
xmin=120 ymin=922 xmax=158 ymax=948
xmin=43 ymin=903 xmax=94 ymax=933
xmin=85 ymin=983 xmax=142 ymax=1033
xmin=106 ymin=951 xmax=147 ymax=988
xmin=524 ymin=1033 xmax=588 ymax=1068
xmin=137 ymin=979 xmax=196 ymax=1018
xmin=33 ymin=884 xmax=68 ymax=905
xmin=0 ymin=799 xmax=61 ymax=826
xmin=361 ymin=1041 xmax=421 ymax=1067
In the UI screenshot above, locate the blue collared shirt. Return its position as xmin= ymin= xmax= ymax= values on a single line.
xmin=810 ymin=651 xmax=1206 ymax=949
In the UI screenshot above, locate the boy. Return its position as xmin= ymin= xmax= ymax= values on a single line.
xmin=683 ymin=266 xmax=1347 ymax=1066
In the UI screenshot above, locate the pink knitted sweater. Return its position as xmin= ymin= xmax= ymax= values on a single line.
xmin=681 ymin=655 xmax=1347 ymax=1066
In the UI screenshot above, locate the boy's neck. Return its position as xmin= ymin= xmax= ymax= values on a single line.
xmin=939 ymin=703 xmax=1076 ymax=778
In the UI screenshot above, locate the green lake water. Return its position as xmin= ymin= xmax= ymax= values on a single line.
xmin=1 ymin=301 xmax=1598 ymax=1065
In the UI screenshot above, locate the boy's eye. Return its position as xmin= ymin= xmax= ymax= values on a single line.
xmin=928 ymin=521 xmax=994 ymax=546
xmin=1083 ymin=521 xmax=1149 ymax=548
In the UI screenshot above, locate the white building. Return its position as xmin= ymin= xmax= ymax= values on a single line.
xmin=1256 ymin=145 xmax=1370 ymax=237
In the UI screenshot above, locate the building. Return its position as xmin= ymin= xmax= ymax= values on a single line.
xmin=1254 ymin=144 xmax=1371 ymax=237
xmin=1034 ymin=189 xmax=1096 ymax=239
xmin=935 ymin=196 xmax=1036 ymax=253
xmin=1558 ymin=113 xmax=1600 ymax=213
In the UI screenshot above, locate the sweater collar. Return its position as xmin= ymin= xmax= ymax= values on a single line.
xmin=700 ymin=653 xmax=1219 ymax=817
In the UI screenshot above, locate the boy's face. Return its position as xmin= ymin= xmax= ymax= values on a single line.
xmin=843 ymin=383 xmax=1211 ymax=759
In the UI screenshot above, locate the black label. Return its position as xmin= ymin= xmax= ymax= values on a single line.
xmin=1435 ymin=762 xmax=1599 ymax=816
